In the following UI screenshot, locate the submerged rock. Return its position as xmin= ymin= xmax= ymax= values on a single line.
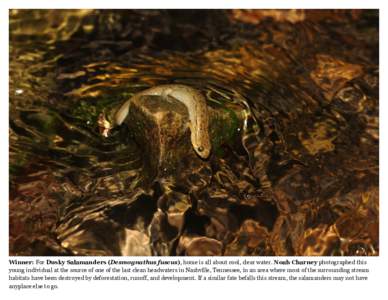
xmin=177 ymin=235 xmax=223 ymax=256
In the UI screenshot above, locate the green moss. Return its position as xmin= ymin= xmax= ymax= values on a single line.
xmin=23 ymin=112 xmax=62 ymax=135
xmin=71 ymin=88 xmax=135 ymax=126
xmin=210 ymin=107 xmax=242 ymax=156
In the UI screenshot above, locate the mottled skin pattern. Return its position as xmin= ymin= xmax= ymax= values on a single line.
xmin=113 ymin=84 xmax=211 ymax=159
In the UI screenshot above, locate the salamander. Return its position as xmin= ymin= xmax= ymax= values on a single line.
xmin=99 ymin=84 xmax=211 ymax=159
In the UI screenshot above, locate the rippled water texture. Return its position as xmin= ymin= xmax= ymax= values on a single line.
xmin=9 ymin=9 xmax=379 ymax=256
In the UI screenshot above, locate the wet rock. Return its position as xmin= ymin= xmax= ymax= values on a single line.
xmin=165 ymin=194 xmax=191 ymax=232
xmin=229 ymin=9 xmax=305 ymax=24
xmin=59 ymin=221 xmax=120 ymax=256
xmin=120 ymin=229 xmax=151 ymax=256
xmin=332 ymin=84 xmax=366 ymax=113
xmin=298 ymin=224 xmax=340 ymax=256
xmin=149 ymin=210 xmax=179 ymax=256
xmin=9 ymin=171 xmax=62 ymax=255
xmin=126 ymin=95 xmax=189 ymax=177
xmin=270 ymin=213 xmax=307 ymax=256
xmin=124 ymin=94 xmax=244 ymax=177
xmin=177 ymin=235 xmax=223 ymax=256
xmin=225 ymin=219 xmax=271 ymax=255
xmin=310 ymin=54 xmax=363 ymax=101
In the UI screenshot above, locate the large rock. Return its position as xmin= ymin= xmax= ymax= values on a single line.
xmin=123 ymin=95 xmax=244 ymax=177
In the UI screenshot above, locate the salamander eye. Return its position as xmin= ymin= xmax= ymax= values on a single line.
xmin=197 ymin=146 xmax=204 ymax=152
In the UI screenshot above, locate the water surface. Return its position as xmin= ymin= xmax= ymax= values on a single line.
xmin=9 ymin=9 xmax=379 ymax=256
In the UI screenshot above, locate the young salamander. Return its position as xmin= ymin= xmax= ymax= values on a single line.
xmin=99 ymin=84 xmax=211 ymax=159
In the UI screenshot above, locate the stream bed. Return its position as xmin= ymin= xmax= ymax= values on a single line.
xmin=9 ymin=9 xmax=379 ymax=256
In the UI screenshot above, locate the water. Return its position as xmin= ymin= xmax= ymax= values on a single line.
xmin=9 ymin=9 xmax=379 ymax=256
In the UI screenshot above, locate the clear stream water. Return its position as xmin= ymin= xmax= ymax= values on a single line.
xmin=9 ymin=10 xmax=379 ymax=256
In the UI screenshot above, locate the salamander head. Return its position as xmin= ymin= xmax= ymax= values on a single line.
xmin=191 ymin=135 xmax=211 ymax=159
xmin=196 ymin=146 xmax=210 ymax=159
